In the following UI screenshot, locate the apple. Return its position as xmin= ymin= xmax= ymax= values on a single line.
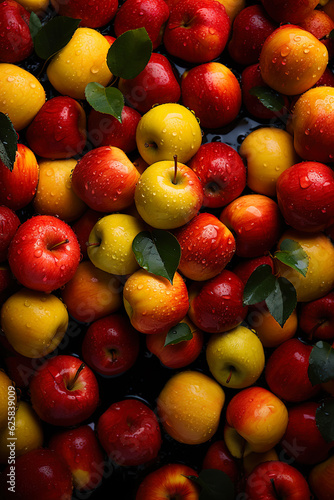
xmin=8 ymin=215 xmax=81 ymax=293
xmin=49 ymin=425 xmax=105 ymax=492
xmin=88 ymin=105 xmax=141 ymax=154
xmin=218 ymin=0 xmax=245 ymax=22
xmin=0 ymin=448 xmax=73 ymax=500
xmin=202 ymin=440 xmax=238 ymax=484
xmin=260 ymin=0 xmax=319 ymax=24
xmin=309 ymin=454 xmax=334 ymax=500
xmin=0 ymin=206 xmax=20 ymax=262
xmin=181 ymin=62 xmax=242 ymax=129
xmin=244 ymin=460 xmax=311 ymax=499
xmin=163 ymin=0 xmax=230 ymax=63
xmin=15 ymin=0 xmax=49 ymax=13
xmin=50 ymin=0 xmax=118 ymax=28
xmin=265 ymin=338 xmax=321 ymax=403
xmin=0 ymin=370 xmax=16 ymax=430
xmin=87 ymin=213 xmax=145 ymax=275
xmin=0 ymin=143 xmax=39 ymax=211
xmin=136 ymin=103 xmax=202 ymax=165
xmin=71 ymin=146 xmax=140 ymax=213
xmin=61 ymin=260 xmax=122 ymax=324
xmin=134 ymin=159 xmax=203 ymax=229
xmin=299 ymin=9 xmax=334 ymax=59
xmin=157 ymin=370 xmax=225 ymax=444
xmin=97 ymin=398 xmax=161 ymax=466
xmin=118 ymin=53 xmax=181 ymax=115
xmin=187 ymin=142 xmax=246 ymax=209
xmin=136 ymin=463 xmax=200 ymax=499
xmin=114 ymin=0 xmax=169 ymax=49
xmin=71 ymin=209 xmax=104 ymax=260
xmin=0 ymin=0 xmax=33 ymax=63
xmin=82 ymin=313 xmax=140 ymax=376
xmin=32 ymin=159 xmax=87 ymax=222
xmin=242 ymin=448 xmax=279 ymax=477
xmin=4 ymin=351 xmax=39 ymax=388
xmin=1 ymin=288 xmax=68 ymax=358
xmin=299 ymin=292 xmax=334 ymax=341
xmin=206 ymin=324 xmax=265 ymax=389
xmin=173 ymin=212 xmax=236 ymax=281
xmin=123 ymin=269 xmax=189 ymax=335
xmin=247 ymin=305 xmax=298 ymax=348
xmin=233 ymin=255 xmax=274 ymax=285
xmin=224 ymin=386 xmax=288 ymax=458
xmin=188 ymin=270 xmax=248 ymax=333
xmin=29 ymin=355 xmax=99 ymax=426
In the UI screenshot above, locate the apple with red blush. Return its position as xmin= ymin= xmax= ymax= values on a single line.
xmin=260 ymin=0 xmax=318 ymax=24
xmin=29 ymin=355 xmax=99 ymax=427
xmin=50 ymin=0 xmax=118 ymax=28
xmin=0 ymin=206 xmax=20 ymax=262
xmin=97 ymin=398 xmax=161 ymax=466
xmin=299 ymin=292 xmax=334 ymax=341
xmin=0 ymin=0 xmax=33 ymax=63
xmin=299 ymin=9 xmax=334 ymax=59
xmin=202 ymin=440 xmax=238 ymax=484
xmin=233 ymin=255 xmax=274 ymax=286
xmin=71 ymin=209 xmax=104 ymax=260
xmin=26 ymin=96 xmax=87 ymax=159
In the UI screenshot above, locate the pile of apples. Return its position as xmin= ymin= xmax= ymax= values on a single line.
xmin=1 ymin=0 xmax=334 ymax=498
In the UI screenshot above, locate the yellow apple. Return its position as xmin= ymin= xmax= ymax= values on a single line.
xmin=243 ymin=448 xmax=279 ymax=476
xmin=0 ymin=371 xmax=16 ymax=430
xmin=15 ymin=0 xmax=49 ymax=12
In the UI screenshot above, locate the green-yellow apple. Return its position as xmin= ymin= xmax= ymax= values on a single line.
xmin=88 ymin=213 xmax=146 ymax=275
xmin=157 ymin=370 xmax=225 ymax=444
xmin=135 ymin=103 xmax=202 ymax=165
xmin=206 ymin=325 xmax=265 ymax=389
xmin=1 ymin=288 xmax=69 ymax=358
xmin=0 ymin=371 xmax=16 ymax=430
xmin=134 ymin=159 xmax=203 ymax=229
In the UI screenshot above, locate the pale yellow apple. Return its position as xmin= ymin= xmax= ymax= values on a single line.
xmin=0 ymin=371 xmax=16 ymax=430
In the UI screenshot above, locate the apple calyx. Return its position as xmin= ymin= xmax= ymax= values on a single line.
xmin=67 ymin=363 xmax=85 ymax=391
xmin=49 ymin=238 xmax=69 ymax=251
xmin=144 ymin=141 xmax=157 ymax=149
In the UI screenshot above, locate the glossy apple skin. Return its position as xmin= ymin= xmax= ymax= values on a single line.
xmin=30 ymin=355 xmax=99 ymax=427
xmin=0 ymin=206 xmax=20 ymax=262
xmin=248 ymin=305 xmax=298 ymax=348
xmin=244 ymin=460 xmax=311 ymax=500
xmin=265 ymin=339 xmax=321 ymax=403
xmin=97 ymin=399 xmax=161 ymax=466
xmin=188 ymin=142 xmax=246 ymax=209
xmin=114 ymin=0 xmax=169 ymax=49
xmin=0 ymin=143 xmax=39 ymax=211
xmin=88 ymin=105 xmax=141 ymax=154
xmin=309 ymin=454 xmax=334 ymax=500
xmin=188 ymin=270 xmax=248 ymax=333
xmin=233 ymin=255 xmax=274 ymax=285
xmin=0 ymin=448 xmax=73 ymax=500
xmin=299 ymin=292 xmax=334 ymax=341
xmin=118 ymin=53 xmax=181 ymax=114
xmin=173 ymin=212 xmax=236 ymax=281
xmin=26 ymin=96 xmax=87 ymax=159
xmin=228 ymin=5 xmax=277 ymax=65
xmin=71 ymin=209 xmax=104 ymax=260
xmin=0 ymin=0 xmax=33 ymax=63
xmin=136 ymin=463 xmax=200 ymax=500
xmin=49 ymin=425 xmax=105 ymax=492
xmin=123 ymin=269 xmax=189 ymax=335
xmin=72 ymin=146 xmax=140 ymax=212
xmin=299 ymin=9 xmax=334 ymax=58
xmin=82 ymin=314 xmax=140 ymax=376
xmin=276 ymin=161 xmax=334 ymax=232
xmin=8 ymin=215 xmax=81 ymax=293
xmin=260 ymin=0 xmax=319 ymax=24
xmin=181 ymin=62 xmax=241 ymax=129
xmin=164 ymin=0 xmax=230 ymax=63
xmin=291 ymin=87 xmax=334 ymax=163
xmin=260 ymin=25 xmax=328 ymax=96
xmin=220 ymin=194 xmax=283 ymax=258
xmin=202 ymin=440 xmax=238 ymax=483
xmin=61 ymin=260 xmax=122 ymax=323
xmin=281 ymin=402 xmax=334 ymax=465
xmin=50 ymin=0 xmax=118 ymax=28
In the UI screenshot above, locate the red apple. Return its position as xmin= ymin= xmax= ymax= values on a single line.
xmin=163 ymin=0 xmax=230 ymax=63
xmin=188 ymin=269 xmax=248 ymax=333
xmin=88 ymin=105 xmax=141 ymax=154
xmin=29 ymin=355 xmax=99 ymax=426
xmin=8 ymin=215 xmax=81 ymax=293
xmin=0 ymin=0 xmax=33 ymax=63
xmin=26 ymin=96 xmax=87 ymax=159
xmin=50 ymin=0 xmax=118 ymax=28
xmin=220 ymin=194 xmax=283 ymax=258
xmin=118 ymin=52 xmax=181 ymax=114
xmin=49 ymin=425 xmax=105 ymax=492
xmin=299 ymin=292 xmax=334 ymax=341
xmin=187 ymin=142 xmax=246 ymax=209
xmin=202 ymin=440 xmax=238 ymax=484
xmin=233 ymin=255 xmax=274 ymax=285
xmin=0 ymin=206 xmax=20 ymax=262
xmin=71 ymin=208 xmax=104 ymax=260
xmin=265 ymin=338 xmax=321 ymax=403
xmin=97 ymin=399 xmax=162 ymax=466
xmin=82 ymin=313 xmax=140 ymax=376
xmin=260 ymin=0 xmax=318 ymax=24
xmin=299 ymin=9 xmax=334 ymax=59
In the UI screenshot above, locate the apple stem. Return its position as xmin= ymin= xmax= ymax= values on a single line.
xmin=270 ymin=478 xmax=279 ymax=499
xmin=226 ymin=367 xmax=234 ymax=384
xmin=172 ymin=155 xmax=178 ymax=185
xmin=86 ymin=242 xmax=100 ymax=248
xmin=68 ymin=363 xmax=85 ymax=391
xmin=308 ymin=320 xmax=327 ymax=341
xmin=49 ymin=239 xmax=69 ymax=251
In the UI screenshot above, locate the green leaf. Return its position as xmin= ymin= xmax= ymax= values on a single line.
xmin=85 ymin=83 xmax=124 ymax=122
xmin=328 ymin=29 xmax=334 ymax=39
xmin=308 ymin=341 xmax=334 ymax=386
xmin=29 ymin=12 xmax=42 ymax=41
xmin=132 ymin=230 xmax=181 ymax=283
xmin=185 ymin=470 xmax=235 ymax=500
xmin=243 ymin=264 xmax=276 ymax=306
xmin=107 ymin=27 xmax=152 ymax=79
xmin=0 ymin=113 xmax=17 ymax=172
xmin=249 ymin=86 xmax=285 ymax=112
xmin=34 ymin=16 xmax=81 ymax=60
xmin=275 ymin=239 xmax=309 ymax=277
xmin=316 ymin=399 xmax=334 ymax=443
xmin=265 ymin=276 xmax=297 ymax=327
xmin=164 ymin=323 xmax=193 ymax=346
